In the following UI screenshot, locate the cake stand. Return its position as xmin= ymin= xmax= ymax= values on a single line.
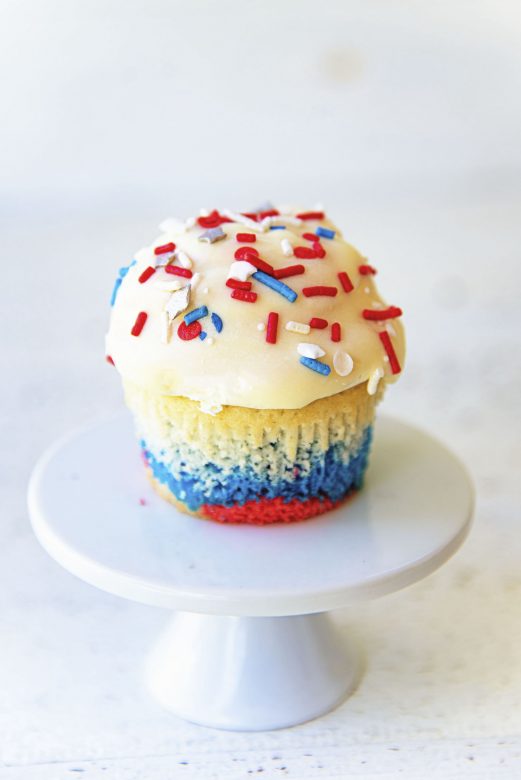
xmin=28 ymin=414 xmax=473 ymax=731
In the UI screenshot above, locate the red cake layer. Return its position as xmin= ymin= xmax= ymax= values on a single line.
xmin=200 ymin=493 xmax=353 ymax=525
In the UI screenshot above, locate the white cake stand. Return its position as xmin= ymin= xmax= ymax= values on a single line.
xmin=28 ymin=414 xmax=473 ymax=731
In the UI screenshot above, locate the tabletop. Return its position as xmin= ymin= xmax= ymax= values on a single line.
xmin=2 ymin=1 xmax=521 ymax=777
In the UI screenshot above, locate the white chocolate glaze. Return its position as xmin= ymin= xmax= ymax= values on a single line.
xmin=106 ymin=206 xmax=405 ymax=409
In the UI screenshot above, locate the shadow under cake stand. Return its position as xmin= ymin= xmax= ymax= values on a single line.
xmin=28 ymin=414 xmax=473 ymax=731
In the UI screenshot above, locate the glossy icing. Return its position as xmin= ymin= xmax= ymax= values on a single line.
xmin=106 ymin=206 xmax=405 ymax=409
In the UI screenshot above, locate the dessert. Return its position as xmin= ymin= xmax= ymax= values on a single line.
xmin=105 ymin=205 xmax=405 ymax=524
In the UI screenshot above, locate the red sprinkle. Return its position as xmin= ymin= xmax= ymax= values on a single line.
xmin=106 ymin=355 xmax=115 ymax=366
xmin=131 ymin=311 xmax=148 ymax=337
xmin=294 ymin=246 xmax=318 ymax=259
xmin=362 ymin=306 xmax=403 ymax=321
xmin=338 ymin=271 xmax=354 ymax=293
xmin=248 ymin=256 xmax=275 ymax=276
xmin=312 ymin=242 xmax=326 ymax=258
xmin=178 ymin=320 xmax=202 ymax=340
xmin=266 ymin=312 xmax=279 ymax=344
xmin=274 ymin=264 xmax=305 ymax=279
xmin=379 ymin=330 xmax=401 ymax=374
xmin=331 ymin=323 xmax=341 ymax=342
xmin=154 ymin=242 xmax=176 ymax=255
xmin=303 ymin=286 xmax=338 ymax=297
xmin=309 ymin=317 xmax=328 ymax=329
xmin=359 ymin=264 xmax=377 ymax=275
xmin=234 ymin=246 xmax=259 ymax=261
xmin=241 ymin=212 xmax=260 ymax=221
xmin=236 ymin=232 xmax=256 ymax=243
xmin=197 ymin=210 xmax=233 ymax=228
xmin=226 ymin=278 xmax=252 ymax=291
xmin=138 ymin=266 xmax=156 ymax=284
xmin=165 ymin=265 xmax=193 ymax=278
xmin=302 ymin=232 xmax=318 ymax=242
xmin=296 ymin=211 xmax=325 ymax=220
xmin=231 ymin=289 xmax=258 ymax=303
xmin=258 ymin=209 xmax=280 ymax=219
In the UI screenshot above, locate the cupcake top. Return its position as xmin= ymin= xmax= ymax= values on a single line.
xmin=106 ymin=205 xmax=405 ymax=411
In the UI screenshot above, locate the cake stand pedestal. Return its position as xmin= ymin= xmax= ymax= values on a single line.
xmin=28 ymin=415 xmax=473 ymax=731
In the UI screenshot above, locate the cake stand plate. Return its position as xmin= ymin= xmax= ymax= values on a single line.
xmin=28 ymin=414 xmax=473 ymax=731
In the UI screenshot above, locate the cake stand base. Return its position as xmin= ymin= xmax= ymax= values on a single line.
xmin=145 ymin=612 xmax=360 ymax=731
xmin=28 ymin=414 xmax=474 ymax=731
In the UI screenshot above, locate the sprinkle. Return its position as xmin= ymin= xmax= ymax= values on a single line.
xmin=247 ymin=256 xmax=275 ymax=276
xmin=286 ymin=320 xmax=310 ymax=335
xmin=333 ymin=350 xmax=354 ymax=377
xmin=234 ymin=246 xmax=259 ymax=261
xmin=362 ymin=306 xmax=403 ymax=321
xmin=338 ymin=271 xmax=354 ymax=293
xmin=379 ymin=331 xmax=401 ymax=374
xmin=299 ymin=356 xmax=331 ymax=376
xmin=266 ymin=312 xmax=279 ymax=344
xmin=274 ymin=264 xmax=305 ymax=279
xmin=184 ymin=305 xmax=208 ymax=325
xmin=236 ymin=232 xmax=256 ymax=243
xmin=253 ymin=201 xmax=276 ymax=214
xmin=161 ymin=311 xmax=171 ymax=344
xmin=302 ymin=286 xmax=337 ymax=297
xmin=312 ymin=242 xmax=326 ymax=258
xmin=297 ymin=342 xmax=325 ymax=359
xmin=165 ymin=285 xmax=190 ymax=322
xmin=222 ymin=209 xmax=262 ymax=232
xmin=199 ymin=331 xmax=207 ymax=341
xmin=190 ymin=272 xmax=201 ymax=290
xmin=231 ymin=289 xmax=258 ymax=303
xmin=165 ymin=265 xmax=193 ymax=279
xmin=331 ymin=322 xmax=341 ymax=342
xmin=110 ymin=277 xmax=122 ymax=306
xmin=269 ymin=225 xmax=286 ymax=230
xmin=199 ymin=226 xmax=226 ymax=243
xmin=131 ymin=311 xmax=148 ymax=337
xmin=197 ymin=210 xmax=232 ymax=228
xmin=257 ymin=322 xmax=265 ymax=331
xmin=252 ymin=271 xmax=298 ymax=302
xmin=138 ymin=266 xmax=156 ymax=284
xmin=175 ymin=251 xmax=192 ymax=269
xmin=309 ymin=317 xmax=328 ymax=329
xmin=118 ymin=260 xmax=136 ymax=277
xmin=302 ymin=232 xmax=318 ymax=241
xmin=185 ymin=216 xmax=196 ymax=229
xmin=281 ymin=239 xmax=293 ymax=257
xmin=261 ymin=215 xmax=302 ymax=228
xmin=316 ymin=226 xmax=336 ymax=239
xmin=226 ymin=278 xmax=252 ymax=291
xmin=211 ymin=312 xmax=223 ymax=333
xmin=359 ymin=264 xmax=377 ymax=275
xmin=294 ymin=246 xmax=318 ymax=259
xmin=228 ymin=260 xmax=257 ymax=281
xmin=368 ymin=367 xmax=384 ymax=395
xmin=296 ymin=211 xmax=325 ymax=220
xmin=106 ymin=355 xmax=115 ymax=366
xmin=178 ymin=320 xmax=202 ymax=340
xmin=154 ymin=242 xmax=176 ymax=255
xmin=155 ymin=279 xmax=184 ymax=292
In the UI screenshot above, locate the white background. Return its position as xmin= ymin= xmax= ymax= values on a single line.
xmin=1 ymin=1 xmax=521 ymax=778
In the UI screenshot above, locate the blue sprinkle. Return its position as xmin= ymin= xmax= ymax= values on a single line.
xmin=269 ymin=225 xmax=286 ymax=230
xmin=119 ymin=259 xmax=137 ymax=277
xmin=316 ymin=226 xmax=336 ymax=240
xmin=211 ymin=312 xmax=223 ymax=333
xmin=252 ymin=271 xmax=298 ymax=302
xmin=110 ymin=277 xmax=122 ymax=306
xmin=299 ymin=356 xmax=331 ymax=376
xmin=199 ymin=331 xmax=207 ymax=341
xmin=184 ymin=305 xmax=209 ymax=325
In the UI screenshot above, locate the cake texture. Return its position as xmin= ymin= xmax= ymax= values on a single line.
xmin=106 ymin=205 xmax=405 ymax=523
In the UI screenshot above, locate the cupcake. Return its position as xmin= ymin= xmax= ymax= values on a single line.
xmin=105 ymin=205 xmax=405 ymax=524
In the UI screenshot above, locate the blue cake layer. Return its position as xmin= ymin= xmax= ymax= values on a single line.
xmin=142 ymin=426 xmax=373 ymax=511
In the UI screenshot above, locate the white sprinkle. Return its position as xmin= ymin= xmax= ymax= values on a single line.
xmin=175 ymin=250 xmax=192 ymax=269
xmin=333 ymin=350 xmax=354 ymax=377
xmin=199 ymin=401 xmax=223 ymax=416
xmin=206 ymin=336 xmax=214 ymax=345
xmin=158 ymin=217 xmax=185 ymax=233
xmin=281 ymin=238 xmax=293 ymax=257
xmin=261 ymin=215 xmax=302 ymax=229
xmin=222 ymin=209 xmax=263 ymax=232
xmin=286 ymin=321 xmax=310 ymax=335
xmin=165 ymin=285 xmax=190 ymax=323
xmin=161 ymin=311 xmax=171 ymax=344
xmin=386 ymin=323 xmax=397 ymax=337
xmin=185 ymin=216 xmax=196 ymax=229
xmin=367 ymin=367 xmax=384 ymax=395
xmin=297 ymin=342 xmax=326 ymax=359
xmin=383 ymin=355 xmax=389 ymax=362
xmin=228 ymin=260 xmax=257 ymax=282
xmin=189 ymin=272 xmax=201 ymax=290
xmin=155 ymin=279 xmax=184 ymax=292
xmin=199 ymin=208 xmax=210 ymax=217
xmin=257 ymin=322 xmax=265 ymax=331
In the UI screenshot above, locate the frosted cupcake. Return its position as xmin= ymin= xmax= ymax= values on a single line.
xmin=105 ymin=205 xmax=405 ymax=524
